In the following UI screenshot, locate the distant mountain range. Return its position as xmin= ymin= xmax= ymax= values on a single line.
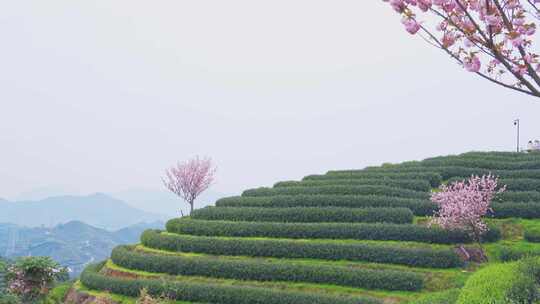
xmin=0 ymin=190 xmax=225 ymax=277
xmin=111 ymin=188 xmax=228 ymax=217
xmin=0 ymin=220 xmax=163 ymax=276
xmin=0 ymin=193 xmax=167 ymax=230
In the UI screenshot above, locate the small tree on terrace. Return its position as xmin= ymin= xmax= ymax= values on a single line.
xmin=383 ymin=0 xmax=540 ymax=99
xmin=162 ymin=156 xmax=216 ymax=215
xmin=430 ymin=174 xmax=505 ymax=246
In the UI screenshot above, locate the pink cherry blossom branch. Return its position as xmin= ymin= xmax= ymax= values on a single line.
xmin=384 ymin=0 xmax=540 ymax=99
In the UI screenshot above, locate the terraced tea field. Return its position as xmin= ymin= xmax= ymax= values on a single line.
xmin=76 ymin=152 xmax=540 ymax=304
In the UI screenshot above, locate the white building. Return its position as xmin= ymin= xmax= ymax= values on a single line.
xmin=527 ymin=140 xmax=540 ymax=151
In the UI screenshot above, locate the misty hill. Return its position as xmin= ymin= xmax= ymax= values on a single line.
xmin=0 ymin=193 xmax=167 ymax=230
xmin=0 ymin=220 xmax=163 ymax=276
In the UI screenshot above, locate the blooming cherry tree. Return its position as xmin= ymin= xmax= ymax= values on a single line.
xmin=163 ymin=156 xmax=216 ymax=215
xmin=431 ymin=174 xmax=505 ymax=243
xmin=383 ymin=0 xmax=540 ymax=99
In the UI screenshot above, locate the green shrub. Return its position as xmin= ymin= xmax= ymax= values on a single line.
xmin=436 ymin=152 xmax=540 ymax=161
xmin=191 ymin=206 xmax=414 ymax=224
xmin=167 ymin=218 xmax=501 ymax=244
xmin=242 ymin=185 xmax=429 ymax=200
xmin=496 ymin=191 xmax=540 ymax=202
xmin=141 ymin=230 xmax=464 ymax=268
xmin=408 ymin=289 xmax=460 ymax=304
xmin=304 ymin=172 xmax=442 ymax=187
xmin=80 ymin=263 xmax=381 ymax=304
xmin=0 ymin=294 xmax=20 ymax=304
xmin=499 ymin=247 xmax=540 ymax=262
xmin=274 ymin=179 xmax=431 ymax=192
xmin=361 ymin=166 xmax=540 ymax=181
xmin=498 ymin=179 xmax=540 ymax=192
xmin=456 ymin=259 xmax=540 ymax=304
xmin=215 ymin=195 xmax=437 ymax=216
xmin=111 ymin=246 xmax=423 ymax=291
xmin=419 ymin=158 xmax=540 ymax=170
xmin=0 ymin=259 xmax=7 ymax=293
xmin=43 ymin=282 xmax=72 ymax=304
xmin=491 ymin=202 xmax=540 ymax=219
xmin=525 ymin=227 xmax=540 ymax=243
xmin=447 ymin=177 xmax=540 ymax=192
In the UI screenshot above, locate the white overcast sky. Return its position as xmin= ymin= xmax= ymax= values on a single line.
xmin=1 ymin=0 xmax=539 ymax=200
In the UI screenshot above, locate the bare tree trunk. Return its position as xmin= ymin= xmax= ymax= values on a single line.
xmin=190 ymin=202 xmax=194 ymax=215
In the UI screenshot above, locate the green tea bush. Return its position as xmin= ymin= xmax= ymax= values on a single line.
xmin=167 ymin=218 xmax=501 ymax=244
xmin=141 ymin=230 xmax=464 ymax=268
xmin=215 ymin=195 xmax=437 ymax=216
xmin=499 ymin=179 xmax=540 ymax=192
xmin=496 ymin=191 xmax=540 ymax=202
xmin=525 ymin=227 xmax=540 ymax=243
xmin=242 ymin=185 xmax=429 ymax=200
xmin=304 ymin=172 xmax=442 ymax=187
xmin=80 ymin=263 xmax=381 ymax=304
xmin=447 ymin=177 xmax=540 ymax=192
xmin=419 ymin=158 xmax=540 ymax=170
xmin=273 ymin=179 xmax=431 ymax=192
xmin=356 ymin=166 xmax=540 ymax=181
xmin=0 ymin=259 xmax=7 ymax=294
xmin=111 ymin=246 xmax=423 ymax=291
xmin=456 ymin=259 xmax=540 ymax=304
xmin=408 ymin=289 xmax=460 ymax=304
xmin=491 ymin=202 xmax=540 ymax=219
xmin=0 ymin=294 xmax=20 ymax=304
xmin=435 ymin=152 xmax=540 ymax=161
xmin=43 ymin=283 xmax=72 ymax=304
xmin=191 ymin=206 xmax=414 ymax=224
xmin=499 ymin=247 xmax=540 ymax=262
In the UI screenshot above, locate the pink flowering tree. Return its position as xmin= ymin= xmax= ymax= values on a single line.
xmin=431 ymin=174 xmax=505 ymax=245
xmin=383 ymin=0 xmax=540 ymax=99
xmin=163 ymin=156 xmax=216 ymax=215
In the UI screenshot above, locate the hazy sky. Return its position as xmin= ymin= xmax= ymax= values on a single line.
xmin=2 ymin=0 xmax=539 ymax=201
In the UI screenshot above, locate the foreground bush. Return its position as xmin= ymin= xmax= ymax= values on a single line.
xmin=167 ymin=218 xmax=501 ymax=244
xmin=408 ymin=289 xmax=460 ymax=304
xmin=215 ymin=195 xmax=437 ymax=216
xmin=81 ymin=263 xmax=381 ymax=304
xmin=0 ymin=294 xmax=20 ymax=304
xmin=141 ymin=230 xmax=464 ymax=268
xmin=5 ymin=257 xmax=68 ymax=303
xmin=274 ymin=179 xmax=431 ymax=192
xmin=304 ymin=172 xmax=442 ymax=187
xmin=242 ymin=185 xmax=429 ymax=200
xmin=43 ymin=283 xmax=72 ymax=304
xmin=456 ymin=258 xmax=540 ymax=304
xmin=111 ymin=246 xmax=423 ymax=291
xmin=191 ymin=206 xmax=414 ymax=224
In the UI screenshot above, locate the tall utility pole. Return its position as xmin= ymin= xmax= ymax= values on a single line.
xmin=514 ymin=119 xmax=520 ymax=152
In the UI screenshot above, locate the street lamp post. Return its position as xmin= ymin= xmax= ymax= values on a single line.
xmin=514 ymin=119 xmax=520 ymax=153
